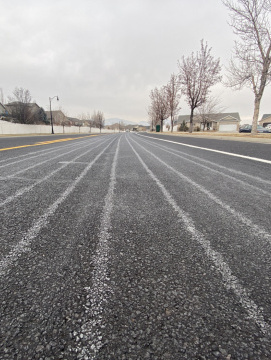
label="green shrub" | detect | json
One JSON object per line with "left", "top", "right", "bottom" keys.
{"left": 179, "top": 120, "right": 188, "bottom": 132}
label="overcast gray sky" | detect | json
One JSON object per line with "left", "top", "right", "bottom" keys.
{"left": 1, "top": 0, "right": 270, "bottom": 123}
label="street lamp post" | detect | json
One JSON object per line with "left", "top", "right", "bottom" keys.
{"left": 49, "top": 95, "right": 59, "bottom": 134}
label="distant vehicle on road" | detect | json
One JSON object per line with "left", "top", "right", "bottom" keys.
{"left": 239, "top": 124, "right": 271, "bottom": 133}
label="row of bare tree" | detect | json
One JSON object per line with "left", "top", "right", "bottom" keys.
{"left": 149, "top": 0, "right": 271, "bottom": 135}
{"left": 148, "top": 74, "right": 181, "bottom": 133}
{"left": 78, "top": 110, "right": 105, "bottom": 132}
{"left": 149, "top": 40, "right": 221, "bottom": 133}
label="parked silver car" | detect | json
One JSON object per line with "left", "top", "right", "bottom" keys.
{"left": 239, "top": 124, "right": 271, "bottom": 133}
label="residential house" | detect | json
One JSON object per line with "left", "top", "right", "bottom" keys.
{"left": 45, "top": 110, "right": 70, "bottom": 126}
{"left": 259, "top": 114, "right": 271, "bottom": 128}
{"left": 175, "top": 112, "right": 241, "bottom": 132}
{"left": 67, "top": 117, "right": 87, "bottom": 126}
{"left": 4, "top": 102, "right": 45, "bottom": 123}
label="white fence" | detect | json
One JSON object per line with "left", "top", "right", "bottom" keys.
{"left": 0, "top": 120, "right": 114, "bottom": 135}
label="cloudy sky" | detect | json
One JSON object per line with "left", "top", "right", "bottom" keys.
{"left": 1, "top": 0, "right": 270, "bottom": 124}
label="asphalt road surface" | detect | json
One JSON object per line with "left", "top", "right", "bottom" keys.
{"left": 0, "top": 133, "right": 271, "bottom": 359}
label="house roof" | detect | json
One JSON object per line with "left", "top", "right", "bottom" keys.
{"left": 261, "top": 114, "right": 271, "bottom": 120}
{"left": 217, "top": 113, "right": 241, "bottom": 122}
{"left": 4, "top": 102, "right": 41, "bottom": 116}
{"left": 45, "top": 110, "right": 69, "bottom": 125}
{"left": 5, "top": 102, "right": 39, "bottom": 108}
{"left": 176, "top": 115, "right": 193, "bottom": 123}
{"left": 67, "top": 117, "right": 81, "bottom": 123}
{"left": 176, "top": 112, "right": 241, "bottom": 124}
{"left": 45, "top": 110, "right": 65, "bottom": 116}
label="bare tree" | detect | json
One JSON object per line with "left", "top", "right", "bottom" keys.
{"left": 222, "top": 0, "right": 271, "bottom": 134}
{"left": 76, "top": 113, "right": 85, "bottom": 132}
{"left": 147, "top": 105, "right": 159, "bottom": 131}
{"left": 78, "top": 112, "right": 86, "bottom": 124}
{"left": 110, "top": 122, "right": 119, "bottom": 132}
{"left": 119, "top": 120, "right": 125, "bottom": 132}
{"left": 165, "top": 73, "right": 181, "bottom": 132}
{"left": 149, "top": 86, "right": 169, "bottom": 132}
{"left": 75, "top": 120, "right": 83, "bottom": 132}
{"left": 97, "top": 111, "right": 105, "bottom": 132}
{"left": 178, "top": 40, "right": 222, "bottom": 133}
{"left": 87, "top": 113, "right": 95, "bottom": 132}
{"left": 58, "top": 107, "right": 70, "bottom": 133}
{"left": 91, "top": 110, "right": 105, "bottom": 133}
{"left": 78, "top": 112, "right": 94, "bottom": 132}
{"left": 196, "top": 95, "right": 225, "bottom": 131}
{"left": 7, "top": 87, "right": 32, "bottom": 123}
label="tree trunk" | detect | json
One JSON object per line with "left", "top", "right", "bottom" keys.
{"left": 160, "top": 119, "right": 163, "bottom": 132}
{"left": 171, "top": 116, "right": 174, "bottom": 132}
{"left": 189, "top": 108, "right": 194, "bottom": 133}
{"left": 251, "top": 95, "right": 261, "bottom": 135}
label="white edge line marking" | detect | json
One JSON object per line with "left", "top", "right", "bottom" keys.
{"left": 138, "top": 134, "right": 271, "bottom": 165}
{"left": 127, "top": 136, "right": 271, "bottom": 336}
{"left": 0, "top": 137, "right": 116, "bottom": 277}
{"left": 78, "top": 138, "right": 120, "bottom": 359}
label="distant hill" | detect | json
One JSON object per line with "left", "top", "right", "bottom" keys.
{"left": 105, "top": 117, "right": 149, "bottom": 126}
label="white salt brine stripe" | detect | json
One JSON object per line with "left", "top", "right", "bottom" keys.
{"left": 0, "top": 137, "right": 117, "bottom": 277}
{"left": 78, "top": 138, "right": 120, "bottom": 359}
{"left": 131, "top": 136, "right": 271, "bottom": 244}
{"left": 0, "top": 137, "right": 94, "bottom": 168}
{"left": 138, "top": 133, "right": 271, "bottom": 165}
{"left": 0, "top": 141, "right": 75, "bottom": 165}
{"left": 0, "top": 137, "right": 106, "bottom": 179}
{"left": 137, "top": 135, "right": 271, "bottom": 193}
{"left": 127, "top": 136, "right": 271, "bottom": 336}
{"left": 0, "top": 137, "right": 109, "bottom": 207}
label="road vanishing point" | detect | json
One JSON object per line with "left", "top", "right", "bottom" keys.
{"left": 0, "top": 132, "right": 271, "bottom": 359}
